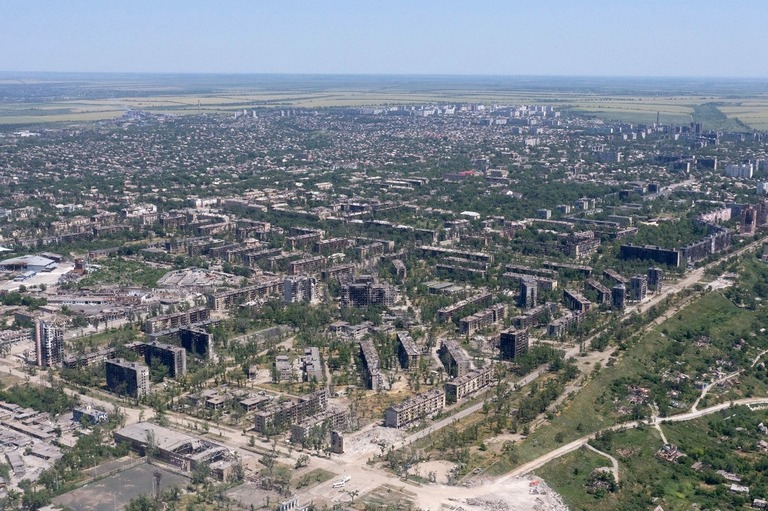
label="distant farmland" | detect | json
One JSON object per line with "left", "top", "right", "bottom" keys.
{"left": 0, "top": 73, "right": 767, "bottom": 129}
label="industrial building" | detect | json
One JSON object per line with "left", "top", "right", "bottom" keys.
{"left": 114, "top": 422, "right": 233, "bottom": 476}
{"left": 0, "top": 254, "right": 57, "bottom": 273}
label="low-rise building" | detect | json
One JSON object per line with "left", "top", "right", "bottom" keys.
{"left": 384, "top": 389, "right": 446, "bottom": 428}
{"left": 445, "top": 365, "right": 493, "bottom": 403}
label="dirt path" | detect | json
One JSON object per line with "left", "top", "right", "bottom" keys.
{"left": 503, "top": 397, "right": 768, "bottom": 480}
{"left": 583, "top": 443, "right": 620, "bottom": 483}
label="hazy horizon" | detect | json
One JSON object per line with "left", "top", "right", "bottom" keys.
{"left": 2, "top": 1, "right": 768, "bottom": 78}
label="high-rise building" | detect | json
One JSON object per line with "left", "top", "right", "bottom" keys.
{"left": 724, "top": 163, "right": 753, "bottom": 179}
{"left": 106, "top": 358, "right": 150, "bottom": 398}
{"left": 283, "top": 275, "right": 317, "bottom": 304}
{"left": 35, "top": 320, "right": 64, "bottom": 367}
{"left": 630, "top": 275, "right": 648, "bottom": 302}
{"left": 612, "top": 284, "right": 626, "bottom": 310}
{"left": 499, "top": 328, "right": 529, "bottom": 360}
{"left": 647, "top": 267, "right": 663, "bottom": 292}
{"left": 742, "top": 206, "right": 757, "bottom": 235}
{"left": 519, "top": 278, "right": 538, "bottom": 309}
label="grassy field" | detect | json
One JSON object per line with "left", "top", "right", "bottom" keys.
{"left": 540, "top": 406, "right": 768, "bottom": 511}
{"left": 536, "top": 445, "right": 626, "bottom": 511}
{"left": 293, "top": 468, "right": 336, "bottom": 490}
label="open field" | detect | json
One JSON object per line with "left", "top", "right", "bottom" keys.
{"left": 2, "top": 74, "right": 768, "bottom": 128}
{"left": 539, "top": 405, "right": 768, "bottom": 511}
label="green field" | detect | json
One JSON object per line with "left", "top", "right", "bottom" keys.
{"left": 540, "top": 406, "right": 768, "bottom": 511}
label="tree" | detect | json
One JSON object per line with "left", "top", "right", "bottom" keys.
{"left": 191, "top": 462, "right": 210, "bottom": 486}
{"left": 294, "top": 454, "right": 309, "bottom": 469}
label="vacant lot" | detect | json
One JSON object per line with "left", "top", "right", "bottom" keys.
{"left": 52, "top": 462, "right": 187, "bottom": 511}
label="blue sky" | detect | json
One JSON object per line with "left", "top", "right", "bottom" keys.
{"left": 1, "top": 0, "right": 766, "bottom": 77}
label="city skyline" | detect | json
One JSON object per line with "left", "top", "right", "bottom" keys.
{"left": 2, "top": 0, "right": 768, "bottom": 78}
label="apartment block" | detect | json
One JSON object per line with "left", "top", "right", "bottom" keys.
{"left": 396, "top": 331, "right": 420, "bottom": 369}
{"left": 34, "top": 319, "right": 64, "bottom": 367}
{"left": 438, "top": 339, "right": 472, "bottom": 377}
{"left": 144, "top": 307, "right": 210, "bottom": 334}
{"left": 458, "top": 303, "right": 507, "bottom": 335}
{"left": 128, "top": 341, "right": 187, "bottom": 378}
{"left": 254, "top": 390, "right": 328, "bottom": 434}
{"left": 503, "top": 272, "right": 558, "bottom": 291}
{"left": 288, "top": 256, "right": 325, "bottom": 275}
{"left": 206, "top": 278, "right": 282, "bottom": 310}
{"left": 384, "top": 389, "right": 446, "bottom": 428}
{"left": 630, "top": 274, "right": 648, "bottom": 301}
{"left": 445, "top": 365, "right": 493, "bottom": 403}
{"left": 283, "top": 275, "right": 317, "bottom": 304}
{"left": 359, "top": 339, "right": 385, "bottom": 391}
{"left": 290, "top": 406, "right": 349, "bottom": 446}
{"left": 585, "top": 278, "right": 611, "bottom": 304}
{"left": 437, "top": 291, "right": 493, "bottom": 322}
{"left": 499, "top": 328, "right": 529, "bottom": 360}
{"left": 106, "top": 358, "right": 150, "bottom": 399}
{"left": 547, "top": 312, "right": 582, "bottom": 338}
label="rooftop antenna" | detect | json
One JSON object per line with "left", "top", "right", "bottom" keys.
{"left": 656, "top": 111, "right": 660, "bottom": 127}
